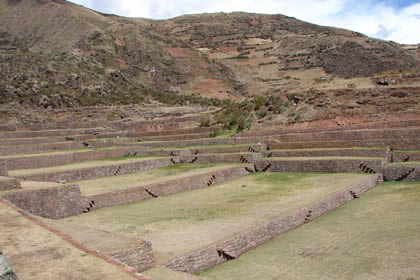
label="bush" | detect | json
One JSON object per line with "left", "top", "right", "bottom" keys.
{"left": 199, "top": 115, "right": 211, "bottom": 127}
{"left": 254, "top": 96, "right": 264, "bottom": 110}
{"left": 256, "top": 106, "right": 268, "bottom": 118}
{"left": 215, "top": 102, "right": 253, "bottom": 132}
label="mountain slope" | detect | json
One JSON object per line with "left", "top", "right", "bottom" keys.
{"left": 0, "top": 0, "right": 419, "bottom": 123}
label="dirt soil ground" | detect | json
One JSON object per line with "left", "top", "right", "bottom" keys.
{"left": 0, "top": 200, "right": 138, "bottom": 280}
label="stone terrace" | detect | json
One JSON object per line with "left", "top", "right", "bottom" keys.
{"left": 0, "top": 117, "right": 419, "bottom": 279}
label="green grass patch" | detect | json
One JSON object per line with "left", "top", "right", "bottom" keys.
{"left": 265, "top": 156, "right": 383, "bottom": 161}
{"left": 95, "top": 154, "right": 164, "bottom": 161}
{"left": 271, "top": 147, "right": 384, "bottom": 152}
{"left": 394, "top": 150, "right": 420, "bottom": 153}
{"left": 199, "top": 181, "right": 420, "bottom": 280}
{"left": 388, "top": 161, "right": 420, "bottom": 166}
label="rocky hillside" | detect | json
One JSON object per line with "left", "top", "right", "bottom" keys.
{"left": 0, "top": 0, "right": 419, "bottom": 124}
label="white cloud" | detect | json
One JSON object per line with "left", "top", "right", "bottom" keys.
{"left": 69, "top": 0, "right": 420, "bottom": 44}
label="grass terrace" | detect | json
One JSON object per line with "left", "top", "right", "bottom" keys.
{"left": 77, "top": 163, "right": 241, "bottom": 196}
{"left": 56, "top": 172, "right": 371, "bottom": 264}
{"left": 199, "top": 181, "right": 420, "bottom": 280}
{"left": 265, "top": 156, "right": 384, "bottom": 160}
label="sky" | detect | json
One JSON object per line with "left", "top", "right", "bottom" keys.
{"left": 69, "top": 0, "right": 420, "bottom": 44}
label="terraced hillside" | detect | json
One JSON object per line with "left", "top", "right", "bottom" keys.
{"left": 0, "top": 116, "right": 419, "bottom": 279}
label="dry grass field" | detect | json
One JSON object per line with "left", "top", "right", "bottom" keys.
{"left": 199, "top": 181, "right": 420, "bottom": 280}
{"left": 0, "top": 201, "right": 137, "bottom": 280}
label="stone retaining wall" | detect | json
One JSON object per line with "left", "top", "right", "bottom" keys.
{"left": 4, "top": 146, "right": 145, "bottom": 170}
{"left": 264, "top": 148, "right": 386, "bottom": 158}
{"left": 137, "top": 138, "right": 236, "bottom": 148}
{"left": 266, "top": 127, "right": 420, "bottom": 143}
{"left": 0, "top": 252, "right": 19, "bottom": 280}
{"left": 0, "top": 177, "right": 21, "bottom": 192}
{"left": 255, "top": 159, "right": 384, "bottom": 174}
{"left": 16, "top": 158, "right": 177, "bottom": 182}
{"left": 0, "top": 138, "right": 137, "bottom": 156}
{"left": 180, "top": 153, "right": 263, "bottom": 164}
{"left": 0, "top": 161, "right": 7, "bottom": 176}
{"left": 121, "top": 120, "right": 195, "bottom": 132}
{"left": 237, "top": 119, "right": 420, "bottom": 137}
{"left": 166, "top": 175, "right": 379, "bottom": 273}
{"left": 137, "top": 133, "right": 213, "bottom": 142}
{"left": 267, "top": 139, "right": 420, "bottom": 150}
{"left": 0, "top": 128, "right": 109, "bottom": 139}
{"left": 0, "top": 142, "right": 85, "bottom": 156}
{"left": 383, "top": 165, "right": 420, "bottom": 181}
{"left": 127, "top": 127, "right": 214, "bottom": 137}
{"left": 108, "top": 241, "right": 154, "bottom": 273}
{"left": 1, "top": 184, "right": 88, "bottom": 219}
{"left": 16, "top": 121, "right": 107, "bottom": 131}
{"left": 392, "top": 152, "right": 420, "bottom": 162}
{"left": 88, "top": 165, "right": 251, "bottom": 209}
{"left": 0, "top": 123, "right": 17, "bottom": 131}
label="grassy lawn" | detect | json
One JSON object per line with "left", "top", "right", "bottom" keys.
{"left": 57, "top": 172, "right": 369, "bottom": 264}
{"left": 271, "top": 147, "right": 384, "bottom": 151}
{"left": 77, "top": 163, "right": 239, "bottom": 196}
{"left": 199, "top": 181, "right": 420, "bottom": 280}
{"left": 266, "top": 156, "right": 383, "bottom": 160}
{"left": 394, "top": 150, "right": 420, "bottom": 153}
{"left": 388, "top": 161, "right": 420, "bottom": 166}
{"left": 147, "top": 143, "right": 255, "bottom": 151}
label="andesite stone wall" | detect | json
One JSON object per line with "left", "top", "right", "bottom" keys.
{"left": 88, "top": 165, "right": 251, "bottom": 209}
{"left": 265, "top": 127, "right": 420, "bottom": 143}
{"left": 0, "top": 161, "right": 7, "bottom": 176}
{"left": 166, "top": 175, "right": 380, "bottom": 273}
{"left": 0, "top": 177, "right": 21, "bottom": 192}
{"left": 264, "top": 148, "right": 386, "bottom": 158}
{"left": 1, "top": 184, "right": 88, "bottom": 219}
{"left": 127, "top": 127, "right": 213, "bottom": 137}
{"left": 0, "top": 123, "right": 17, "bottom": 132}
{"left": 16, "top": 121, "right": 108, "bottom": 131}
{"left": 392, "top": 152, "right": 420, "bottom": 162}
{"left": 132, "top": 144, "right": 265, "bottom": 158}
{"left": 234, "top": 127, "right": 420, "bottom": 145}
{"left": 121, "top": 120, "right": 194, "bottom": 132}
{"left": 236, "top": 119, "right": 420, "bottom": 137}
{"left": 16, "top": 157, "right": 178, "bottom": 182}
{"left": 383, "top": 165, "right": 420, "bottom": 181}
{"left": 0, "top": 252, "right": 19, "bottom": 280}
{"left": 0, "top": 138, "right": 138, "bottom": 157}
{"left": 0, "top": 142, "right": 85, "bottom": 156}
{"left": 4, "top": 146, "right": 146, "bottom": 170}
{"left": 255, "top": 159, "right": 385, "bottom": 174}
{"left": 180, "top": 153, "right": 263, "bottom": 164}
{"left": 108, "top": 241, "right": 155, "bottom": 273}
{"left": 137, "top": 133, "right": 213, "bottom": 142}
{"left": 267, "top": 139, "right": 420, "bottom": 150}
{"left": 0, "top": 128, "right": 109, "bottom": 139}
{"left": 137, "top": 138, "right": 236, "bottom": 148}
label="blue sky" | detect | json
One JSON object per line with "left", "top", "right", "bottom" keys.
{"left": 69, "top": 0, "right": 420, "bottom": 44}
